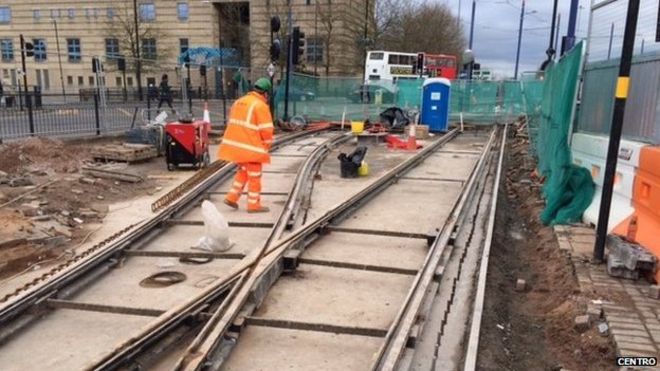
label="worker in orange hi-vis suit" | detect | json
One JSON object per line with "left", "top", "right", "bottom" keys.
{"left": 217, "top": 78, "right": 274, "bottom": 213}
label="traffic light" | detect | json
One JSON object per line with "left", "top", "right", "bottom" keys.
{"left": 270, "top": 16, "right": 281, "bottom": 33}
{"left": 200, "top": 64, "right": 207, "bottom": 76}
{"left": 117, "top": 56, "right": 126, "bottom": 72}
{"left": 270, "top": 39, "right": 281, "bottom": 61}
{"left": 25, "top": 42, "right": 34, "bottom": 57}
{"left": 416, "top": 53, "right": 424, "bottom": 72}
{"left": 92, "top": 57, "right": 102, "bottom": 73}
{"left": 292, "top": 27, "right": 305, "bottom": 65}
{"left": 473, "top": 63, "right": 481, "bottom": 71}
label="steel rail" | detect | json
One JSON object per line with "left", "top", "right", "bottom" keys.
{"left": 370, "top": 127, "right": 499, "bottom": 371}
{"left": 169, "top": 128, "right": 461, "bottom": 371}
{"left": 463, "top": 124, "right": 507, "bottom": 370}
{"left": 171, "top": 132, "right": 353, "bottom": 370}
{"left": 0, "top": 128, "right": 331, "bottom": 333}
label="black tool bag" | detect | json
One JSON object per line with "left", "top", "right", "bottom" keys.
{"left": 379, "top": 107, "right": 411, "bottom": 131}
{"left": 338, "top": 146, "right": 368, "bottom": 178}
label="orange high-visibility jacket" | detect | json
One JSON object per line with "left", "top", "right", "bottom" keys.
{"left": 217, "top": 92, "right": 274, "bottom": 164}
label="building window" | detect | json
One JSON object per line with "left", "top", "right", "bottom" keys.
{"left": 77, "top": 76, "right": 83, "bottom": 85}
{"left": 107, "top": 8, "right": 115, "bottom": 19}
{"left": 67, "top": 76, "right": 73, "bottom": 85}
{"left": 67, "top": 38, "right": 81, "bottom": 62}
{"left": 85, "top": 9, "right": 90, "bottom": 19}
{"left": 115, "top": 76, "right": 122, "bottom": 86}
{"left": 33, "top": 9, "right": 41, "bottom": 21}
{"left": 68, "top": 9, "right": 75, "bottom": 19}
{"left": 306, "top": 0, "right": 311, "bottom": 5}
{"left": 179, "top": 38, "right": 189, "bottom": 55}
{"left": 1, "top": 39, "right": 13, "bottom": 62}
{"left": 177, "top": 3, "right": 189, "bottom": 21}
{"left": 89, "top": 76, "right": 95, "bottom": 86}
{"left": 105, "top": 38, "right": 120, "bottom": 60}
{"left": 142, "top": 38, "right": 156, "bottom": 59}
{"left": 33, "top": 39, "right": 47, "bottom": 62}
{"left": 127, "top": 76, "right": 133, "bottom": 86}
{"left": 139, "top": 3, "right": 156, "bottom": 22}
{"left": 0, "top": 7, "right": 12, "bottom": 23}
{"left": 307, "top": 38, "right": 323, "bottom": 63}
{"left": 50, "top": 9, "right": 61, "bottom": 19}
{"left": 93, "top": 8, "right": 98, "bottom": 18}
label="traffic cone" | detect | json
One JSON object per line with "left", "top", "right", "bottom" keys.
{"left": 406, "top": 124, "right": 418, "bottom": 150}
{"left": 203, "top": 101, "right": 211, "bottom": 124}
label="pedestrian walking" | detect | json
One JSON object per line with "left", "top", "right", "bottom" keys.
{"left": 217, "top": 78, "right": 274, "bottom": 213}
{"left": 157, "top": 74, "right": 175, "bottom": 113}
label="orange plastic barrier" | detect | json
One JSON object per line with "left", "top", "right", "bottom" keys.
{"left": 614, "top": 146, "right": 660, "bottom": 282}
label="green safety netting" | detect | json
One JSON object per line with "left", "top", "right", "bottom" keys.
{"left": 532, "top": 42, "right": 595, "bottom": 225}
{"left": 273, "top": 73, "right": 541, "bottom": 125}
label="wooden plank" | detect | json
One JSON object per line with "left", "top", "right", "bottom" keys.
{"left": 82, "top": 167, "right": 143, "bottom": 183}
{"left": 245, "top": 316, "right": 388, "bottom": 338}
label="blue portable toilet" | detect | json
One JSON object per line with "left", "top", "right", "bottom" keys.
{"left": 420, "top": 78, "right": 451, "bottom": 132}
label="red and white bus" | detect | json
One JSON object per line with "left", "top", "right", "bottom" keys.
{"left": 365, "top": 50, "right": 458, "bottom": 82}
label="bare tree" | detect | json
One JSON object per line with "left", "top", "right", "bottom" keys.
{"left": 104, "top": 0, "right": 171, "bottom": 74}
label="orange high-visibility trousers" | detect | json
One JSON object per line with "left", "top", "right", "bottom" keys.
{"left": 225, "top": 162, "right": 263, "bottom": 210}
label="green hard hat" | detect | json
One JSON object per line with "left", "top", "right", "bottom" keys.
{"left": 253, "top": 77, "right": 272, "bottom": 93}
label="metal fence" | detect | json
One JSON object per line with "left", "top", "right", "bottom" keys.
{"left": 0, "top": 89, "right": 232, "bottom": 140}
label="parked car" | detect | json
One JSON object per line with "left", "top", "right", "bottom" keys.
{"left": 348, "top": 83, "right": 396, "bottom": 104}
{"left": 288, "top": 87, "right": 316, "bottom": 102}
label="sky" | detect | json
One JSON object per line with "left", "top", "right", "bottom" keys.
{"left": 446, "top": 0, "right": 592, "bottom": 78}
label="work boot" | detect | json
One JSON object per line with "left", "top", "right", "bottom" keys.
{"left": 223, "top": 199, "right": 239, "bottom": 210}
{"left": 247, "top": 206, "right": 270, "bottom": 214}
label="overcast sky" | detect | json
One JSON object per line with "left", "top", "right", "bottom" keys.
{"left": 446, "top": 0, "right": 592, "bottom": 78}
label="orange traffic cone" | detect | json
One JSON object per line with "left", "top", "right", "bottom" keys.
{"left": 406, "top": 124, "right": 418, "bottom": 150}
{"left": 203, "top": 101, "right": 211, "bottom": 124}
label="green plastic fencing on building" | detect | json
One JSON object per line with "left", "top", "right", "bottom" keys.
{"left": 530, "top": 41, "right": 595, "bottom": 225}
{"left": 273, "top": 74, "right": 540, "bottom": 125}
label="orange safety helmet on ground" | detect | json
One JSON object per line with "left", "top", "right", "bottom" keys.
{"left": 217, "top": 86, "right": 274, "bottom": 164}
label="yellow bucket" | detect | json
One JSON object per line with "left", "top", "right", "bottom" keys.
{"left": 351, "top": 121, "right": 364, "bottom": 134}
{"left": 358, "top": 161, "right": 369, "bottom": 176}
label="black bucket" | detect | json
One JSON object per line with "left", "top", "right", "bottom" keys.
{"left": 338, "top": 146, "right": 367, "bottom": 178}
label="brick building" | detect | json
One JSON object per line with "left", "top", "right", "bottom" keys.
{"left": 0, "top": 0, "right": 371, "bottom": 97}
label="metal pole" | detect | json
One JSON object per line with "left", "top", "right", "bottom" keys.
{"left": 548, "top": 0, "right": 559, "bottom": 58}
{"left": 314, "top": 0, "right": 318, "bottom": 76}
{"left": 607, "top": 23, "right": 615, "bottom": 60}
{"left": 53, "top": 20, "right": 66, "bottom": 102}
{"left": 468, "top": 0, "right": 476, "bottom": 80}
{"left": 555, "top": 13, "right": 561, "bottom": 55}
{"left": 187, "top": 63, "right": 192, "bottom": 115}
{"left": 565, "top": 0, "right": 579, "bottom": 51}
{"left": 20, "top": 34, "right": 35, "bottom": 135}
{"left": 133, "top": 0, "right": 143, "bottom": 101}
{"left": 468, "top": 0, "right": 476, "bottom": 49}
{"left": 220, "top": 50, "right": 227, "bottom": 124}
{"left": 362, "top": 0, "right": 369, "bottom": 82}
{"left": 640, "top": 39, "right": 645, "bottom": 54}
{"left": 514, "top": 0, "right": 525, "bottom": 80}
{"left": 457, "top": 0, "right": 462, "bottom": 28}
{"left": 283, "top": 1, "right": 292, "bottom": 121}
{"left": 593, "top": 0, "right": 640, "bottom": 262}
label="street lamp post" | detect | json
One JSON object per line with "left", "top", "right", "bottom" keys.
{"left": 514, "top": 0, "right": 526, "bottom": 80}
{"left": 52, "top": 19, "right": 66, "bottom": 101}
{"left": 468, "top": 0, "right": 476, "bottom": 80}
{"left": 133, "top": 0, "right": 143, "bottom": 101}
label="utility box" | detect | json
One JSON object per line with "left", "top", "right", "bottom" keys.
{"left": 420, "top": 78, "right": 451, "bottom": 132}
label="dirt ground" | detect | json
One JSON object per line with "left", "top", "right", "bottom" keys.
{"left": 0, "top": 137, "right": 179, "bottom": 282}
{"left": 477, "top": 128, "right": 616, "bottom": 371}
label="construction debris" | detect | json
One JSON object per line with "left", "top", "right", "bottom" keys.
{"left": 91, "top": 143, "right": 158, "bottom": 163}
{"left": 82, "top": 167, "right": 143, "bottom": 183}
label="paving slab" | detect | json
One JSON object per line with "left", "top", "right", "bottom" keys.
{"left": 304, "top": 231, "right": 429, "bottom": 271}
{"left": 210, "top": 172, "right": 297, "bottom": 194}
{"left": 339, "top": 179, "right": 463, "bottom": 235}
{"left": 0, "top": 309, "right": 151, "bottom": 371}
{"left": 406, "top": 151, "right": 479, "bottom": 181}
{"left": 254, "top": 264, "right": 414, "bottom": 329}
{"left": 71, "top": 256, "right": 237, "bottom": 311}
{"left": 222, "top": 326, "right": 382, "bottom": 371}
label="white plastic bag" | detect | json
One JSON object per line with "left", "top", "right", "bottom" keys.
{"left": 193, "top": 200, "right": 234, "bottom": 252}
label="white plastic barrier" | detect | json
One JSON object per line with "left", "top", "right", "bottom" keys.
{"left": 570, "top": 132, "right": 647, "bottom": 231}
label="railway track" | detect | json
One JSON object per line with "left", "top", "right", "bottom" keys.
{"left": 0, "top": 124, "right": 507, "bottom": 371}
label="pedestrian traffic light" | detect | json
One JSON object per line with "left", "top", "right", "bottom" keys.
{"left": 117, "top": 56, "right": 126, "bottom": 72}
{"left": 25, "top": 42, "right": 34, "bottom": 57}
{"left": 473, "top": 63, "right": 481, "bottom": 71}
{"left": 200, "top": 64, "right": 207, "bottom": 76}
{"left": 270, "top": 39, "right": 281, "bottom": 61}
{"left": 292, "top": 27, "right": 305, "bottom": 66}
